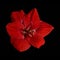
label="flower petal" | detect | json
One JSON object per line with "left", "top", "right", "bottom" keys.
{"left": 6, "top": 22, "right": 24, "bottom": 39}
{"left": 31, "top": 8, "right": 41, "bottom": 29}
{"left": 28, "top": 35, "right": 45, "bottom": 48}
{"left": 11, "top": 10, "right": 25, "bottom": 22}
{"left": 23, "top": 9, "right": 35, "bottom": 27}
{"left": 10, "top": 37, "right": 31, "bottom": 52}
{"left": 37, "top": 21, "right": 54, "bottom": 37}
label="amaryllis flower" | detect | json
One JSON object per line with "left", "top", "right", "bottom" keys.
{"left": 6, "top": 8, "right": 54, "bottom": 52}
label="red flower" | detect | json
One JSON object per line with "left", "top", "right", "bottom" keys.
{"left": 6, "top": 8, "right": 54, "bottom": 52}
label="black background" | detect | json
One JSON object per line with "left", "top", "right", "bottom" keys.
{"left": 0, "top": 0, "right": 60, "bottom": 56}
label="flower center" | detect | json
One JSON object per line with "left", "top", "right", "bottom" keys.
{"left": 22, "top": 25, "right": 36, "bottom": 38}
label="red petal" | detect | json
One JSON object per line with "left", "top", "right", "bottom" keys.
{"left": 31, "top": 8, "right": 41, "bottom": 29}
{"left": 23, "top": 9, "right": 33, "bottom": 27}
{"left": 37, "top": 21, "right": 54, "bottom": 37}
{"left": 10, "top": 37, "right": 31, "bottom": 52}
{"left": 11, "top": 10, "right": 25, "bottom": 22}
{"left": 6, "top": 22, "right": 24, "bottom": 39}
{"left": 28, "top": 35, "right": 45, "bottom": 48}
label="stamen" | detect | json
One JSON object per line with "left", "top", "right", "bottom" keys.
{"left": 23, "top": 31, "right": 26, "bottom": 34}
{"left": 29, "top": 29, "right": 36, "bottom": 35}
{"left": 22, "top": 25, "right": 36, "bottom": 38}
{"left": 26, "top": 25, "right": 31, "bottom": 31}
{"left": 28, "top": 34, "right": 32, "bottom": 37}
